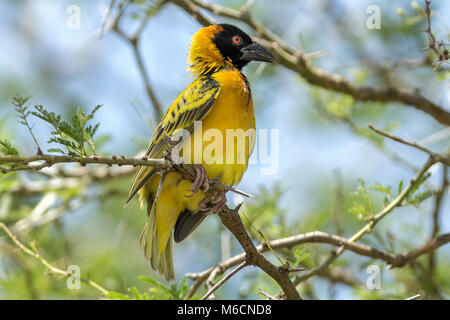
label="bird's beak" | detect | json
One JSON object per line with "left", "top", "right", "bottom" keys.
{"left": 240, "top": 42, "right": 274, "bottom": 63}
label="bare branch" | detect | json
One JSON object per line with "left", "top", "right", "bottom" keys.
{"left": 201, "top": 261, "right": 248, "bottom": 300}
{"left": 292, "top": 156, "right": 437, "bottom": 286}
{"left": 368, "top": 124, "right": 450, "bottom": 166}
{"left": 406, "top": 293, "right": 422, "bottom": 300}
{"left": 259, "top": 288, "right": 276, "bottom": 300}
{"left": 111, "top": 0, "right": 166, "bottom": 119}
{"left": 185, "top": 230, "right": 450, "bottom": 298}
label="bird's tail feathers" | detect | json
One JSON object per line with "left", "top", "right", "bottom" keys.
{"left": 140, "top": 196, "right": 175, "bottom": 281}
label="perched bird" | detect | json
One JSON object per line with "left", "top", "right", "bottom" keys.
{"left": 127, "top": 24, "right": 274, "bottom": 281}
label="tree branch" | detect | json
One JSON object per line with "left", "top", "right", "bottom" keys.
{"left": 184, "top": 230, "right": 450, "bottom": 298}
{"left": 218, "top": 205, "right": 302, "bottom": 300}
{"left": 428, "top": 165, "right": 448, "bottom": 277}
{"left": 291, "top": 156, "right": 437, "bottom": 287}
{"left": 111, "top": 0, "right": 166, "bottom": 119}
{"left": 169, "top": 0, "right": 450, "bottom": 126}
{"left": 201, "top": 261, "right": 248, "bottom": 300}
{"left": 0, "top": 154, "right": 166, "bottom": 173}
{"left": 368, "top": 124, "right": 450, "bottom": 166}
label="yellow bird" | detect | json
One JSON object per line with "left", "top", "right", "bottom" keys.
{"left": 127, "top": 24, "right": 274, "bottom": 281}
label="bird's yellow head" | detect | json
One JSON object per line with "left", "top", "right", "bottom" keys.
{"left": 188, "top": 24, "right": 274, "bottom": 76}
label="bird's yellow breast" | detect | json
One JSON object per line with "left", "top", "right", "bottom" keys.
{"left": 196, "top": 69, "right": 255, "bottom": 186}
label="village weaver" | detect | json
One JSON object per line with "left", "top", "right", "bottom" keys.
{"left": 127, "top": 24, "right": 274, "bottom": 281}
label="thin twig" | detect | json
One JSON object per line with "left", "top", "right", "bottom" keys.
{"left": 428, "top": 165, "right": 448, "bottom": 277}
{"left": 406, "top": 293, "right": 421, "bottom": 300}
{"left": 184, "top": 230, "right": 450, "bottom": 298}
{"left": 423, "top": 0, "right": 449, "bottom": 69}
{"left": 0, "top": 222, "right": 109, "bottom": 296}
{"left": 292, "top": 156, "right": 437, "bottom": 287}
{"left": 201, "top": 261, "right": 248, "bottom": 300}
{"left": 111, "top": 0, "right": 166, "bottom": 119}
{"left": 368, "top": 124, "right": 450, "bottom": 165}
{"left": 259, "top": 288, "right": 276, "bottom": 300}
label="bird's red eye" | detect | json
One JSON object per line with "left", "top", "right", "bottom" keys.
{"left": 232, "top": 35, "right": 242, "bottom": 44}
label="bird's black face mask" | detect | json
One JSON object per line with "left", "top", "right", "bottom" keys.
{"left": 213, "top": 24, "right": 274, "bottom": 70}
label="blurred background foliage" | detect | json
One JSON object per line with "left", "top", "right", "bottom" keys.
{"left": 0, "top": 0, "right": 449, "bottom": 299}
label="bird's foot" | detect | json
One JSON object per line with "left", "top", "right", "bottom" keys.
{"left": 185, "top": 164, "right": 210, "bottom": 198}
{"left": 199, "top": 189, "right": 227, "bottom": 214}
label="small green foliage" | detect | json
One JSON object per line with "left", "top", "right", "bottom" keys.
{"left": 348, "top": 178, "right": 373, "bottom": 220}
{"left": 370, "top": 183, "right": 392, "bottom": 206}
{"left": 292, "top": 248, "right": 311, "bottom": 268}
{"left": 406, "top": 173, "right": 430, "bottom": 200}
{"left": 349, "top": 173, "right": 436, "bottom": 220}
{"left": 437, "top": 71, "right": 450, "bottom": 81}
{"left": 405, "top": 173, "right": 437, "bottom": 206}
{"left": 107, "top": 276, "right": 190, "bottom": 300}
{"left": 32, "top": 104, "right": 102, "bottom": 156}
{"left": 397, "top": 180, "right": 404, "bottom": 196}
{"left": 407, "top": 190, "right": 437, "bottom": 206}
{"left": 11, "top": 94, "right": 32, "bottom": 125}
{"left": 12, "top": 94, "right": 43, "bottom": 154}
{"left": 243, "top": 183, "right": 287, "bottom": 239}
{"left": 0, "top": 139, "right": 19, "bottom": 156}
{"left": 348, "top": 201, "right": 367, "bottom": 220}
{"left": 396, "top": 2, "right": 426, "bottom": 27}
{"left": 352, "top": 68, "right": 370, "bottom": 85}
{"left": 310, "top": 88, "right": 354, "bottom": 119}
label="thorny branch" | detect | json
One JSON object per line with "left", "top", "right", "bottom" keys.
{"left": 182, "top": 121, "right": 449, "bottom": 299}
{"left": 184, "top": 230, "right": 450, "bottom": 299}
{"left": 0, "top": 153, "right": 250, "bottom": 199}
{"left": 1, "top": 152, "right": 301, "bottom": 298}
{"left": 2, "top": 135, "right": 448, "bottom": 300}
{"left": 285, "top": 126, "right": 448, "bottom": 291}
{"left": 169, "top": 0, "right": 450, "bottom": 126}
{"left": 423, "top": 0, "right": 449, "bottom": 70}
{"left": 218, "top": 205, "right": 302, "bottom": 300}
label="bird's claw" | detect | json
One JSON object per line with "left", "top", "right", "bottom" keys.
{"left": 185, "top": 165, "right": 209, "bottom": 198}
{"left": 198, "top": 189, "right": 227, "bottom": 214}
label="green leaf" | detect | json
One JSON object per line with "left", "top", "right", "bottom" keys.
{"left": 397, "top": 180, "right": 404, "bottom": 196}
{"left": 292, "top": 248, "right": 311, "bottom": 267}
{"left": 0, "top": 138, "right": 19, "bottom": 155}
{"left": 406, "top": 173, "right": 431, "bottom": 203}
{"left": 106, "top": 292, "right": 132, "bottom": 300}
{"left": 138, "top": 276, "right": 171, "bottom": 292}
{"left": 407, "top": 190, "right": 438, "bottom": 206}
{"left": 32, "top": 104, "right": 102, "bottom": 156}
{"left": 47, "top": 148, "right": 66, "bottom": 154}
